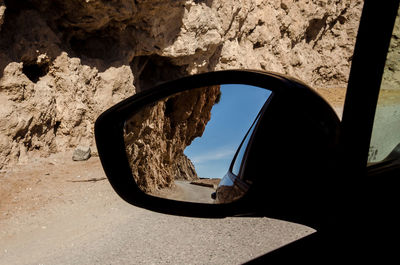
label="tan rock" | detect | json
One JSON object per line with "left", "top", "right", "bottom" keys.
{"left": 124, "top": 86, "right": 220, "bottom": 193}
{"left": 0, "top": 0, "right": 363, "bottom": 170}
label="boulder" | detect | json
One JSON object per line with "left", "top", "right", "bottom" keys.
{"left": 72, "top": 146, "right": 91, "bottom": 161}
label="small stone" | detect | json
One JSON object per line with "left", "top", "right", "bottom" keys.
{"left": 72, "top": 146, "right": 91, "bottom": 161}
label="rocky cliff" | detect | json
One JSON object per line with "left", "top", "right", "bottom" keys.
{"left": 124, "top": 86, "right": 220, "bottom": 193}
{"left": 0, "top": 0, "right": 363, "bottom": 170}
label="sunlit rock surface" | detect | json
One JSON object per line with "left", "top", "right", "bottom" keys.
{"left": 0, "top": 0, "right": 363, "bottom": 169}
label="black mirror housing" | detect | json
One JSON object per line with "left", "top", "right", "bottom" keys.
{"left": 95, "top": 70, "right": 340, "bottom": 227}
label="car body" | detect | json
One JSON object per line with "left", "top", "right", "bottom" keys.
{"left": 213, "top": 102, "right": 264, "bottom": 204}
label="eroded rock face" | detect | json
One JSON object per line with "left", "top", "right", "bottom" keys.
{"left": 0, "top": 52, "right": 134, "bottom": 167}
{"left": 124, "top": 86, "right": 220, "bottom": 192}
{"left": 0, "top": 0, "right": 363, "bottom": 169}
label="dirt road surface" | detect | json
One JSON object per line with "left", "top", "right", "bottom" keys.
{"left": 0, "top": 153, "right": 314, "bottom": 265}
{"left": 170, "top": 180, "right": 215, "bottom": 203}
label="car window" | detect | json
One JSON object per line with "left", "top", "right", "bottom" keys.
{"left": 368, "top": 8, "right": 400, "bottom": 164}
{"left": 231, "top": 114, "right": 260, "bottom": 177}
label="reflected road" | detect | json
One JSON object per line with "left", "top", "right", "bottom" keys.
{"left": 174, "top": 180, "right": 215, "bottom": 203}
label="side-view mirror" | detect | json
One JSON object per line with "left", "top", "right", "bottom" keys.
{"left": 95, "top": 70, "right": 340, "bottom": 228}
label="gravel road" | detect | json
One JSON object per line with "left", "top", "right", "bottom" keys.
{"left": 0, "top": 155, "right": 314, "bottom": 265}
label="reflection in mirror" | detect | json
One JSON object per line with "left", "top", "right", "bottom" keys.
{"left": 123, "top": 84, "right": 272, "bottom": 204}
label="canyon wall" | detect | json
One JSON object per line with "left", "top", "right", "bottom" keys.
{"left": 124, "top": 86, "right": 220, "bottom": 192}
{"left": 0, "top": 0, "right": 363, "bottom": 169}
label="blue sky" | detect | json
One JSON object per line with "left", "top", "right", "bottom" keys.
{"left": 184, "top": 84, "right": 272, "bottom": 179}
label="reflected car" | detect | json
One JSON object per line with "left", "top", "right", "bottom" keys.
{"left": 212, "top": 106, "right": 266, "bottom": 204}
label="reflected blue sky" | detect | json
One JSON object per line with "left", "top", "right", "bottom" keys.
{"left": 184, "top": 84, "right": 272, "bottom": 179}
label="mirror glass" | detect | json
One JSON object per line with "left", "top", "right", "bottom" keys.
{"left": 123, "top": 84, "right": 272, "bottom": 204}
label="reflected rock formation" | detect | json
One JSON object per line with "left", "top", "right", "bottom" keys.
{"left": 124, "top": 86, "right": 221, "bottom": 193}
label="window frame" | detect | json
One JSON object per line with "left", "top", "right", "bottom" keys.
{"left": 340, "top": 0, "right": 400, "bottom": 175}
{"left": 229, "top": 100, "right": 269, "bottom": 179}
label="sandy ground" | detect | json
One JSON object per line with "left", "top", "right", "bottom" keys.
{"left": 0, "top": 152, "right": 108, "bottom": 239}
{"left": 316, "top": 87, "right": 346, "bottom": 118}
{"left": 1, "top": 152, "right": 101, "bottom": 221}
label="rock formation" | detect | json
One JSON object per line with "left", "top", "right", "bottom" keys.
{"left": 0, "top": 0, "right": 363, "bottom": 170}
{"left": 382, "top": 8, "right": 400, "bottom": 91}
{"left": 124, "top": 86, "right": 220, "bottom": 193}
